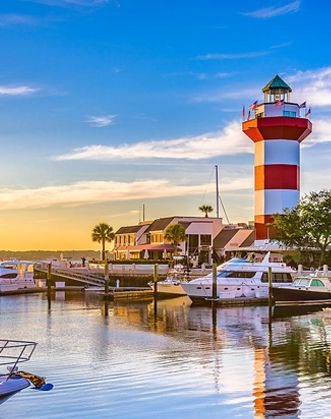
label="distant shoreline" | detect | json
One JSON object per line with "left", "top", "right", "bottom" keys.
{"left": 0, "top": 250, "right": 100, "bottom": 260}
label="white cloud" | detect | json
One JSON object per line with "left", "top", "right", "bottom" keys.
{"left": 304, "top": 119, "right": 331, "bottom": 146}
{"left": 55, "top": 120, "right": 253, "bottom": 161}
{"left": 0, "top": 14, "right": 37, "bottom": 26}
{"left": 288, "top": 67, "right": 331, "bottom": 107}
{"left": 243, "top": 1, "right": 300, "bottom": 18}
{"left": 27, "top": 0, "right": 110, "bottom": 6}
{"left": 165, "top": 71, "right": 208, "bottom": 80}
{"left": 196, "top": 51, "right": 270, "bottom": 60}
{"left": 86, "top": 114, "right": 117, "bottom": 127}
{"left": 192, "top": 87, "right": 258, "bottom": 103}
{"left": 0, "top": 85, "right": 39, "bottom": 96}
{"left": 215, "top": 72, "right": 232, "bottom": 79}
{"left": 0, "top": 178, "right": 253, "bottom": 210}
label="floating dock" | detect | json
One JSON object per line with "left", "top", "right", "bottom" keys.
{"left": 0, "top": 286, "right": 84, "bottom": 296}
{"left": 85, "top": 287, "right": 154, "bottom": 301}
{"left": 275, "top": 299, "right": 331, "bottom": 307}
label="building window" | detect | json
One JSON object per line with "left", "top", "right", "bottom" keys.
{"left": 283, "top": 111, "right": 296, "bottom": 117}
{"left": 200, "top": 234, "right": 212, "bottom": 246}
{"left": 188, "top": 234, "right": 199, "bottom": 254}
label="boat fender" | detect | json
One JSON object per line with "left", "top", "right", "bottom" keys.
{"left": 16, "top": 371, "right": 46, "bottom": 389}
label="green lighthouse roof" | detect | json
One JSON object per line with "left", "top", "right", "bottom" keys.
{"left": 262, "top": 74, "right": 292, "bottom": 93}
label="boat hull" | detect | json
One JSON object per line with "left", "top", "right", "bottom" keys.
{"left": 0, "top": 376, "right": 30, "bottom": 404}
{"left": 151, "top": 282, "right": 187, "bottom": 296}
{"left": 273, "top": 287, "right": 331, "bottom": 302}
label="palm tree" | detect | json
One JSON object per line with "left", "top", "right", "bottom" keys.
{"left": 92, "top": 223, "right": 115, "bottom": 261}
{"left": 199, "top": 205, "right": 213, "bottom": 218}
{"left": 164, "top": 224, "right": 186, "bottom": 258}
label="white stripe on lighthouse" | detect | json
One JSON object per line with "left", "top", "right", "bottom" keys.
{"left": 255, "top": 189, "right": 300, "bottom": 216}
{"left": 254, "top": 140, "right": 300, "bottom": 166}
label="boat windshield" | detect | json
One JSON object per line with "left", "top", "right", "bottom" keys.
{"left": 227, "top": 258, "right": 250, "bottom": 264}
{"left": 217, "top": 271, "right": 256, "bottom": 278}
{"left": 293, "top": 278, "right": 310, "bottom": 287}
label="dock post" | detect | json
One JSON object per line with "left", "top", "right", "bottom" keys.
{"left": 47, "top": 263, "right": 52, "bottom": 292}
{"left": 153, "top": 264, "right": 158, "bottom": 297}
{"left": 212, "top": 263, "right": 217, "bottom": 300}
{"left": 104, "top": 262, "right": 109, "bottom": 295}
{"left": 268, "top": 266, "right": 273, "bottom": 307}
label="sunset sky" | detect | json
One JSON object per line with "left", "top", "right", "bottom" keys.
{"left": 0, "top": 0, "right": 330, "bottom": 250}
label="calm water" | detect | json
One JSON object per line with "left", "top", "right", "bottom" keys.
{"left": 0, "top": 292, "right": 330, "bottom": 418}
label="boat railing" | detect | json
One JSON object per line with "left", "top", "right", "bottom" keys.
{"left": 0, "top": 340, "right": 37, "bottom": 372}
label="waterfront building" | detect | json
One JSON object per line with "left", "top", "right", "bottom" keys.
{"left": 242, "top": 75, "right": 312, "bottom": 245}
{"left": 113, "top": 216, "right": 223, "bottom": 261}
{"left": 113, "top": 216, "right": 254, "bottom": 262}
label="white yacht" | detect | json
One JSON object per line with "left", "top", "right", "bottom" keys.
{"left": 181, "top": 253, "right": 295, "bottom": 301}
{"left": 150, "top": 264, "right": 187, "bottom": 297}
{"left": 0, "top": 261, "right": 36, "bottom": 292}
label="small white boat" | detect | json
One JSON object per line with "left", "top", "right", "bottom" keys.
{"left": 273, "top": 277, "right": 331, "bottom": 303}
{"left": 181, "top": 253, "right": 295, "bottom": 302}
{"left": 150, "top": 264, "right": 187, "bottom": 297}
{"left": 0, "top": 261, "right": 37, "bottom": 292}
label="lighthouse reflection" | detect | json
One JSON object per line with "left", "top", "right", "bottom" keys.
{"left": 111, "top": 298, "right": 331, "bottom": 417}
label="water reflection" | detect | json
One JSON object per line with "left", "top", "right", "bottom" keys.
{"left": 111, "top": 297, "right": 331, "bottom": 417}
{"left": 0, "top": 293, "right": 330, "bottom": 418}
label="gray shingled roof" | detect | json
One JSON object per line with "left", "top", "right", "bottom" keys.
{"left": 213, "top": 228, "right": 239, "bottom": 248}
{"left": 115, "top": 225, "right": 143, "bottom": 234}
{"left": 144, "top": 217, "right": 175, "bottom": 233}
{"left": 239, "top": 230, "right": 255, "bottom": 247}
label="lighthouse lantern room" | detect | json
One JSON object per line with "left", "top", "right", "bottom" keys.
{"left": 242, "top": 75, "right": 312, "bottom": 245}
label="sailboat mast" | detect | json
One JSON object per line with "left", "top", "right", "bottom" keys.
{"left": 215, "top": 165, "right": 220, "bottom": 218}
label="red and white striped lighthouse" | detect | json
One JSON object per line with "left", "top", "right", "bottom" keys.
{"left": 242, "top": 75, "right": 312, "bottom": 244}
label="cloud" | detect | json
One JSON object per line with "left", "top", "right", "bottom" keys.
{"left": 26, "top": 0, "right": 111, "bottom": 7}
{"left": 192, "top": 87, "right": 258, "bottom": 103}
{"left": 304, "top": 119, "right": 331, "bottom": 146}
{"left": 0, "top": 14, "right": 38, "bottom": 26}
{"left": 215, "top": 72, "right": 232, "bottom": 79}
{"left": 0, "top": 178, "right": 253, "bottom": 210}
{"left": 243, "top": 1, "right": 300, "bottom": 18}
{"left": 55, "top": 120, "right": 253, "bottom": 161}
{"left": 0, "top": 85, "right": 39, "bottom": 96}
{"left": 165, "top": 71, "right": 208, "bottom": 80}
{"left": 194, "top": 66, "right": 331, "bottom": 106}
{"left": 86, "top": 114, "right": 117, "bottom": 127}
{"left": 288, "top": 67, "right": 331, "bottom": 107}
{"left": 196, "top": 51, "right": 270, "bottom": 60}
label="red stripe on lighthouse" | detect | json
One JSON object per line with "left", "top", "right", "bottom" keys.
{"left": 242, "top": 117, "right": 312, "bottom": 143}
{"left": 254, "top": 165, "right": 299, "bottom": 190}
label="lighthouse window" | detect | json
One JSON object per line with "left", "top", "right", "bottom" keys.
{"left": 283, "top": 111, "right": 296, "bottom": 117}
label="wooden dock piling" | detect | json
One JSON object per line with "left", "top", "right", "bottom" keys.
{"left": 153, "top": 264, "right": 158, "bottom": 297}
{"left": 104, "top": 262, "right": 110, "bottom": 295}
{"left": 212, "top": 263, "right": 217, "bottom": 300}
{"left": 268, "top": 266, "right": 273, "bottom": 307}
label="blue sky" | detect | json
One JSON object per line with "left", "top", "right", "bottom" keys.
{"left": 0, "top": 0, "right": 330, "bottom": 249}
